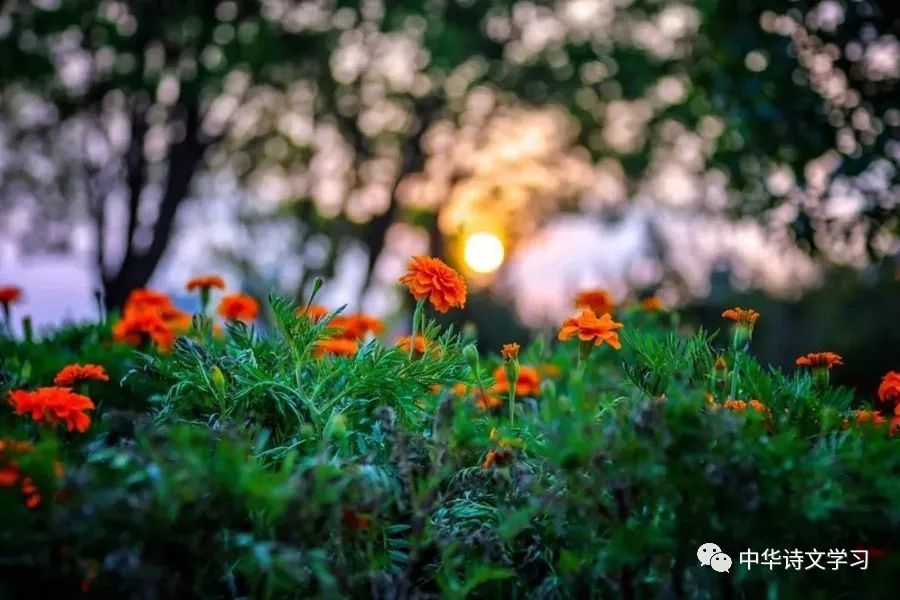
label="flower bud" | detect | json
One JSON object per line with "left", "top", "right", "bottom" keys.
{"left": 325, "top": 413, "right": 348, "bottom": 441}
{"left": 210, "top": 365, "right": 226, "bottom": 397}
{"left": 462, "top": 344, "right": 480, "bottom": 373}
{"left": 540, "top": 379, "right": 557, "bottom": 402}
{"left": 501, "top": 343, "right": 520, "bottom": 363}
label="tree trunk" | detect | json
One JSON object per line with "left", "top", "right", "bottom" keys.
{"left": 359, "top": 97, "right": 443, "bottom": 299}
{"left": 101, "top": 103, "right": 206, "bottom": 310}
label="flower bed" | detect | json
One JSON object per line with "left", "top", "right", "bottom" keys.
{"left": 0, "top": 261, "right": 898, "bottom": 597}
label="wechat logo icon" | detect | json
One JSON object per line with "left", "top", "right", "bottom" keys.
{"left": 698, "top": 543, "right": 732, "bottom": 573}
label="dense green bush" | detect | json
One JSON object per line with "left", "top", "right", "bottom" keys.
{"left": 1, "top": 294, "right": 898, "bottom": 598}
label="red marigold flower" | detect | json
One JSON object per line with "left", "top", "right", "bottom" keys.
{"left": 575, "top": 289, "right": 615, "bottom": 315}
{"left": 81, "top": 560, "right": 100, "bottom": 593}
{"left": 0, "top": 286, "right": 22, "bottom": 306}
{"left": 722, "top": 307, "right": 760, "bottom": 325}
{"left": 53, "top": 364, "right": 109, "bottom": 387}
{"left": 185, "top": 275, "right": 225, "bottom": 292}
{"left": 891, "top": 413, "right": 900, "bottom": 438}
{"left": 113, "top": 312, "right": 175, "bottom": 351}
{"left": 342, "top": 508, "right": 371, "bottom": 531}
{"left": 796, "top": 352, "right": 843, "bottom": 369}
{"left": 0, "top": 438, "right": 34, "bottom": 488}
{"left": 558, "top": 309, "right": 624, "bottom": 349}
{"left": 0, "top": 465, "right": 19, "bottom": 487}
{"left": 878, "top": 371, "right": 900, "bottom": 405}
{"left": 399, "top": 256, "right": 467, "bottom": 313}
{"left": 21, "top": 476, "right": 40, "bottom": 508}
{"left": 315, "top": 338, "right": 360, "bottom": 358}
{"left": 492, "top": 365, "right": 541, "bottom": 396}
{"left": 218, "top": 293, "right": 259, "bottom": 322}
{"left": 8, "top": 387, "right": 95, "bottom": 432}
{"left": 501, "top": 343, "right": 520, "bottom": 362}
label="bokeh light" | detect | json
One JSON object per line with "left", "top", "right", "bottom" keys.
{"left": 464, "top": 232, "right": 505, "bottom": 274}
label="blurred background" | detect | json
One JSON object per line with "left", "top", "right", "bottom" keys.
{"left": 0, "top": 1, "right": 897, "bottom": 393}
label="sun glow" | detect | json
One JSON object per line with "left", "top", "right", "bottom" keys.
{"left": 464, "top": 232, "right": 505, "bottom": 274}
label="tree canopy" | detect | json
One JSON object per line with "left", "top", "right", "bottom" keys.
{"left": 0, "top": 1, "right": 896, "bottom": 309}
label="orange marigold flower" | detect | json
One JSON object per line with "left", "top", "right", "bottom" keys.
{"left": 492, "top": 365, "right": 541, "bottom": 396}
{"left": 723, "top": 399, "right": 747, "bottom": 412}
{"left": 399, "top": 256, "right": 467, "bottom": 313}
{"left": 336, "top": 314, "right": 385, "bottom": 340}
{"left": 452, "top": 382, "right": 469, "bottom": 397}
{"left": 721, "top": 307, "right": 760, "bottom": 326}
{"left": 315, "top": 338, "right": 360, "bottom": 358}
{"left": 8, "top": 387, "right": 95, "bottom": 433}
{"left": 218, "top": 293, "right": 259, "bottom": 322}
{"left": 298, "top": 304, "right": 330, "bottom": 322}
{"left": 53, "top": 364, "right": 109, "bottom": 387}
{"left": 0, "top": 439, "right": 34, "bottom": 454}
{"left": 501, "top": 343, "right": 520, "bottom": 362}
{"left": 0, "top": 286, "right": 22, "bottom": 305}
{"left": 476, "top": 390, "right": 503, "bottom": 411}
{"left": 113, "top": 312, "right": 175, "bottom": 351}
{"left": 121, "top": 288, "right": 189, "bottom": 331}
{"left": 722, "top": 398, "right": 767, "bottom": 414}
{"left": 482, "top": 448, "right": 512, "bottom": 469}
{"left": 123, "top": 288, "right": 173, "bottom": 316}
{"left": 796, "top": 352, "right": 843, "bottom": 369}
{"left": 853, "top": 409, "right": 887, "bottom": 427}
{"left": 575, "top": 289, "right": 615, "bottom": 315}
{"left": 395, "top": 335, "right": 430, "bottom": 355}
{"left": 877, "top": 371, "right": 900, "bottom": 405}
{"left": 538, "top": 363, "right": 561, "bottom": 379}
{"left": 482, "top": 449, "right": 497, "bottom": 469}
{"left": 747, "top": 399, "right": 768, "bottom": 414}
{"left": 185, "top": 275, "right": 225, "bottom": 292}
{"left": 558, "top": 309, "right": 624, "bottom": 349}
{"left": 714, "top": 355, "right": 728, "bottom": 375}
{"left": 640, "top": 295, "right": 664, "bottom": 312}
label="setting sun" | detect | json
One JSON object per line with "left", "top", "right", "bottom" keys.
{"left": 464, "top": 232, "right": 505, "bottom": 274}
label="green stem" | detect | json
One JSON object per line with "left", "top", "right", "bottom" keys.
{"left": 199, "top": 287, "right": 210, "bottom": 314}
{"left": 508, "top": 388, "right": 516, "bottom": 427}
{"left": 730, "top": 354, "right": 740, "bottom": 400}
{"left": 409, "top": 299, "right": 424, "bottom": 360}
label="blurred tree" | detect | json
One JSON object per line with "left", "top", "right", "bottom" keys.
{"left": 0, "top": 1, "right": 896, "bottom": 308}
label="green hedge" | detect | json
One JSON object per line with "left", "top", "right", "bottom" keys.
{"left": 1, "top": 296, "right": 898, "bottom": 598}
